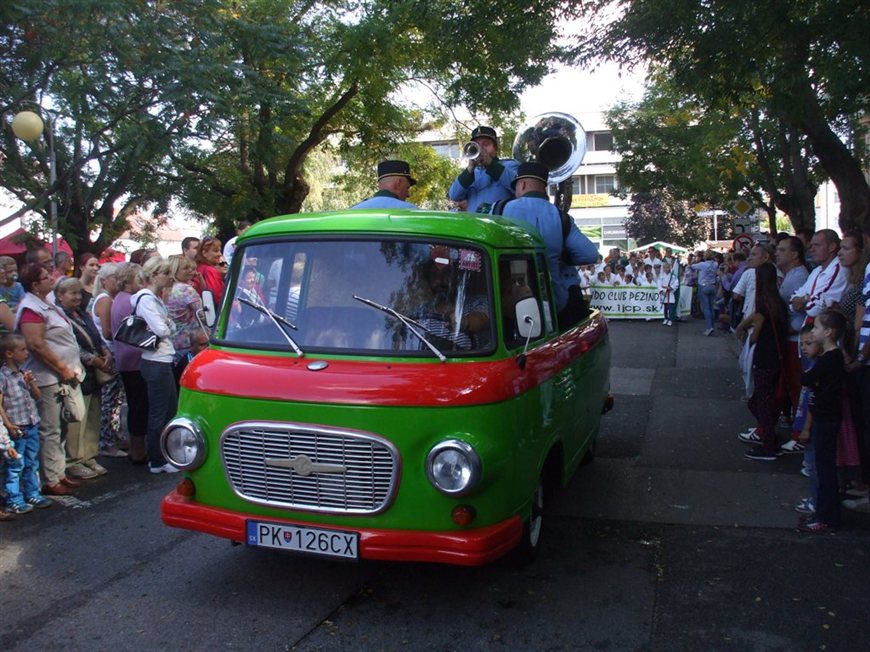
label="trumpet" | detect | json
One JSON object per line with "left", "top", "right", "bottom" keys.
{"left": 462, "top": 141, "right": 481, "bottom": 162}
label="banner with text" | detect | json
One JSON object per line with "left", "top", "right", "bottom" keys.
{"left": 589, "top": 285, "right": 693, "bottom": 319}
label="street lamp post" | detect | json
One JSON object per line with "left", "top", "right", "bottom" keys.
{"left": 11, "top": 109, "right": 58, "bottom": 257}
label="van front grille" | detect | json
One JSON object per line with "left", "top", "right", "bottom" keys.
{"left": 221, "top": 422, "right": 398, "bottom": 514}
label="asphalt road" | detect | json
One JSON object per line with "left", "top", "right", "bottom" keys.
{"left": 1, "top": 319, "right": 868, "bottom": 651}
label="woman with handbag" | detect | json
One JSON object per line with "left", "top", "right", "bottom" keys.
{"left": 14, "top": 264, "right": 85, "bottom": 496}
{"left": 110, "top": 263, "right": 148, "bottom": 464}
{"left": 89, "top": 263, "right": 128, "bottom": 458}
{"left": 131, "top": 257, "right": 180, "bottom": 475}
{"left": 735, "top": 262, "right": 789, "bottom": 461}
{"left": 55, "top": 277, "right": 112, "bottom": 479}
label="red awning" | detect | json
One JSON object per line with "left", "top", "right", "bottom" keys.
{"left": 0, "top": 228, "right": 74, "bottom": 257}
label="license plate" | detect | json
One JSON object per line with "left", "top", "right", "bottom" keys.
{"left": 246, "top": 520, "right": 359, "bottom": 560}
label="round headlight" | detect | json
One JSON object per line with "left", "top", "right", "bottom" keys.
{"left": 160, "top": 418, "right": 205, "bottom": 470}
{"left": 426, "top": 440, "right": 481, "bottom": 496}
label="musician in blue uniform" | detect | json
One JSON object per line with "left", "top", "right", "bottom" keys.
{"left": 497, "top": 162, "right": 598, "bottom": 329}
{"left": 351, "top": 160, "right": 418, "bottom": 209}
{"left": 448, "top": 126, "right": 519, "bottom": 214}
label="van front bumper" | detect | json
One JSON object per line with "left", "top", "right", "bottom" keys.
{"left": 161, "top": 489, "right": 522, "bottom": 566}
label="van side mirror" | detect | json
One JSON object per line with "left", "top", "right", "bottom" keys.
{"left": 200, "top": 290, "right": 217, "bottom": 328}
{"left": 515, "top": 297, "right": 541, "bottom": 339}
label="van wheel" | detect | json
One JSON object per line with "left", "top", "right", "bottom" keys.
{"left": 507, "top": 477, "right": 545, "bottom": 566}
{"left": 581, "top": 436, "right": 597, "bottom": 465}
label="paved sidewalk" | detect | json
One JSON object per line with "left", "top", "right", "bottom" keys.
{"left": 553, "top": 319, "right": 843, "bottom": 531}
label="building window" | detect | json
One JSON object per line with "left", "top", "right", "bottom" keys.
{"left": 595, "top": 175, "right": 616, "bottom": 194}
{"left": 587, "top": 131, "right": 613, "bottom": 152}
{"left": 431, "top": 142, "right": 460, "bottom": 159}
{"left": 572, "top": 176, "right": 587, "bottom": 195}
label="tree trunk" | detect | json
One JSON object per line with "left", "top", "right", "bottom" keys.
{"left": 788, "top": 77, "right": 869, "bottom": 231}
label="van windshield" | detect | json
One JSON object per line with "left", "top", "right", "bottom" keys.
{"left": 220, "top": 239, "right": 494, "bottom": 357}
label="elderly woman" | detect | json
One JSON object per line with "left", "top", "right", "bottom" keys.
{"left": 110, "top": 262, "right": 148, "bottom": 464}
{"left": 89, "top": 263, "right": 127, "bottom": 458}
{"left": 192, "top": 235, "right": 225, "bottom": 299}
{"left": 55, "top": 277, "right": 112, "bottom": 479}
{"left": 15, "top": 264, "right": 83, "bottom": 496}
{"left": 132, "top": 257, "right": 179, "bottom": 474}
{"left": 166, "top": 254, "right": 206, "bottom": 383}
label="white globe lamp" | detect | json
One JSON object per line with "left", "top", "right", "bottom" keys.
{"left": 11, "top": 110, "right": 45, "bottom": 141}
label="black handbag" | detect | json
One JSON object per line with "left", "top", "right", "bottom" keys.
{"left": 113, "top": 296, "right": 159, "bottom": 350}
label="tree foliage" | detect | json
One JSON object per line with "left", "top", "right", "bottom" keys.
{"left": 607, "top": 67, "right": 821, "bottom": 233}
{"left": 625, "top": 189, "right": 711, "bottom": 248}
{"left": 572, "top": 0, "right": 870, "bottom": 230}
{"left": 2, "top": 0, "right": 576, "bottom": 256}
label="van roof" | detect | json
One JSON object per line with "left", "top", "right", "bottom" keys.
{"left": 239, "top": 209, "right": 543, "bottom": 250}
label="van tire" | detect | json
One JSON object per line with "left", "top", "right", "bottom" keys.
{"left": 507, "top": 452, "right": 559, "bottom": 566}
{"left": 507, "top": 476, "right": 546, "bottom": 566}
{"left": 581, "top": 436, "right": 597, "bottom": 465}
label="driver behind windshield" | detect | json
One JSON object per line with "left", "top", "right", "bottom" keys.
{"left": 413, "top": 247, "right": 490, "bottom": 350}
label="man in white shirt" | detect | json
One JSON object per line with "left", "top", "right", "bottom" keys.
{"left": 790, "top": 229, "right": 848, "bottom": 324}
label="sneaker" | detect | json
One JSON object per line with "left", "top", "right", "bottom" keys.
{"left": 841, "top": 496, "right": 870, "bottom": 513}
{"left": 662, "top": 319, "right": 669, "bottom": 325}
{"left": 796, "top": 519, "right": 836, "bottom": 534}
{"left": 149, "top": 462, "right": 180, "bottom": 475}
{"left": 65, "top": 462, "right": 99, "bottom": 479}
{"left": 800, "top": 465, "right": 811, "bottom": 478}
{"left": 704, "top": 328, "right": 714, "bottom": 336}
{"left": 779, "top": 440, "right": 805, "bottom": 454}
{"left": 7, "top": 502, "right": 33, "bottom": 515}
{"left": 665, "top": 320, "right": 672, "bottom": 326}
{"left": 844, "top": 483, "right": 870, "bottom": 498}
{"left": 744, "top": 446, "right": 780, "bottom": 461}
{"left": 794, "top": 497, "right": 815, "bottom": 514}
{"left": 738, "top": 428, "right": 760, "bottom": 444}
{"left": 83, "top": 459, "right": 108, "bottom": 476}
{"left": 25, "top": 496, "right": 53, "bottom": 509}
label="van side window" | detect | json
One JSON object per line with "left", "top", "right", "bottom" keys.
{"left": 499, "top": 255, "right": 542, "bottom": 349}
{"left": 535, "top": 252, "right": 557, "bottom": 335}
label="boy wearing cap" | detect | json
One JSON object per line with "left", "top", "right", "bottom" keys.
{"left": 448, "top": 126, "right": 519, "bottom": 214}
{"left": 351, "top": 160, "right": 418, "bottom": 209}
{"left": 496, "top": 162, "right": 598, "bottom": 330}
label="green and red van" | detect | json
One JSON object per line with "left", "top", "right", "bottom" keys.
{"left": 160, "top": 209, "right": 612, "bottom": 565}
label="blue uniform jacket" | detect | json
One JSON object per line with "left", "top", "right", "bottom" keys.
{"left": 448, "top": 159, "right": 519, "bottom": 214}
{"left": 499, "top": 192, "right": 598, "bottom": 310}
{"left": 351, "top": 190, "right": 417, "bottom": 210}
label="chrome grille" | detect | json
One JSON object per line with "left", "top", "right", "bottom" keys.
{"left": 221, "top": 422, "right": 398, "bottom": 514}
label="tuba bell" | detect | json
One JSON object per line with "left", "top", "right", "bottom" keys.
{"left": 511, "top": 112, "right": 586, "bottom": 184}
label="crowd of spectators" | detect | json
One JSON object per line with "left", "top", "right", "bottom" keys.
{"left": 0, "top": 234, "right": 224, "bottom": 519}
{"left": 731, "top": 226, "right": 870, "bottom": 533}
{"left": 581, "top": 227, "right": 870, "bottom": 533}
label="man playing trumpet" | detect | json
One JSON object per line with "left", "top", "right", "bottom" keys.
{"left": 448, "top": 126, "right": 519, "bottom": 214}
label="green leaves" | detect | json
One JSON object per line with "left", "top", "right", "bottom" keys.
{"left": 575, "top": 0, "right": 870, "bottom": 230}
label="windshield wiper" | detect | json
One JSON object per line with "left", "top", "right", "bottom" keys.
{"left": 238, "top": 296, "right": 304, "bottom": 357}
{"left": 353, "top": 294, "right": 447, "bottom": 363}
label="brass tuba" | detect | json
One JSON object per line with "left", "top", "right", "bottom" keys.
{"left": 511, "top": 112, "right": 586, "bottom": 184}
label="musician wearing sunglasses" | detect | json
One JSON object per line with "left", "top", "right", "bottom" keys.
{"left": 448, "top": 126, "right": 519, "bottom": 214}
